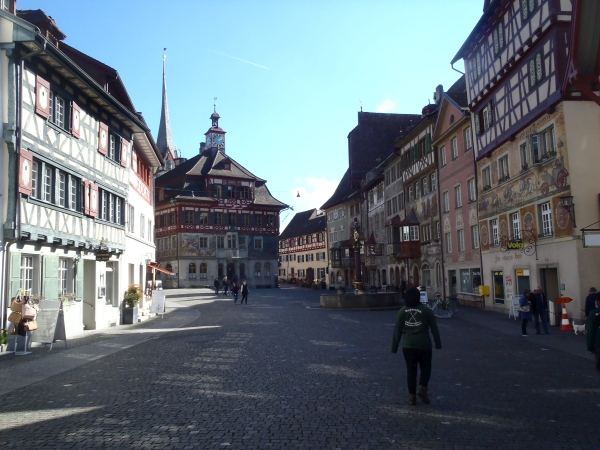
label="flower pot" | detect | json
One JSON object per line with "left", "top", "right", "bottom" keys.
{"left": 122, "top": 307, "right": 139, "bottom": 324}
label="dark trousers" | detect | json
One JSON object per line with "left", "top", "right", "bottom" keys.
{"left": 521, "top": 318, "right": 529, "bottom": 335}
{"left": 241, "top": 293, "right": 248, "bottom": 304}
{"left": 533, "top": 311, "right": 549, "bottom": 334}
{"left": 402, "top": 348, "right": 432, "bottom": 395}
{"left": 595, "top": 347, "right": 600, "bottom": 375}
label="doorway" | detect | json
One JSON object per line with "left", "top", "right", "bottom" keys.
{"left": 448, "top": 270, "right": 457, "bottom": 296}
{"left": 82, "top": 260, "right": 96, "bottom": 330}
{"left": 540, "top": 268, "right": 560, "bottom": 325}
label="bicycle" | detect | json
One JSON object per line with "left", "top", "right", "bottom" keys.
{"left": 427, "top": 292, "right": 455, "bottom": 319}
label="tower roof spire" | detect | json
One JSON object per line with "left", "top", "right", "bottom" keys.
{"left": 157, "top": 48, "right": 174, "bottom": 158}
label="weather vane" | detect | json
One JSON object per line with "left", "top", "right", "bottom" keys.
{"left": 359, "top": 100, "right": 363, "bottom": 112}
{"left": 214, "top": 96, "right": 217, "bottom": 112}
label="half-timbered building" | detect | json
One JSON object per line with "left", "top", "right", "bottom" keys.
{"left": 154, "top": 109, "right": 286, "bottom": 289}
{"left": 452, "top": 0, "right": 600, "bottom": 320}
{"left": 362, "top": 167, "right": 388, "bottom": 289}
{"left": 278, "top": 208, "right": 328, "bottom": 285}
{"left": 432, "top": 77, "right": 482, "bottom": 298}
{"left": 387, "top": 103, "right": 443, "bottom": 299}
{"left": 2, "top": 8, "right": 160, "bottom": 334}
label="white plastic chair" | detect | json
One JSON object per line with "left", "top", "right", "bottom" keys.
{"left": 508, "top": 295, "right": 520, "bottom": 320}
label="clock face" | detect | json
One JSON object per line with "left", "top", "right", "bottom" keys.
{"left": 213, "top": 135, "right": 224, "bottom": 147}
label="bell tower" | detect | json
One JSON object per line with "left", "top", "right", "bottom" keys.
{"left": 205, "top": 102, "right": 226, "bottom": 155}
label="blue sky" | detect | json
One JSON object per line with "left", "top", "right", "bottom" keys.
{"left": 19, "top": 0, "right": 483, "bottom": 228}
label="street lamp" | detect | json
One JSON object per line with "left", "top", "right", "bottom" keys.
{"left": 558, "top": 195, "right": 577, "bottom": 228}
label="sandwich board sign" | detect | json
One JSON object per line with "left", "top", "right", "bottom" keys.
{"left": 30, "top": 300, "right": 67, "bottom": 350}
{"left": 151, "top": 290, "right": 166, "bottom": 317}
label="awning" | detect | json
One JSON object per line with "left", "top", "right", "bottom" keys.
{"left": 147, "top": 263, "right": 174, "bottom": 275}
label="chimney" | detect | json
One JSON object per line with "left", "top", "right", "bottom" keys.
{"left": 16, "top": 9, "right": 66, "bottom": 46}
{"left": 433, "top": 85, "right": 444, "bottom": 103}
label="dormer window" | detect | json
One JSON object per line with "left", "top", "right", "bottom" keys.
{"left": 223, "top": 163, "right": 231, "bottom": 170}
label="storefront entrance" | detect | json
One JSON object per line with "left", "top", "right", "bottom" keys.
{"left": 493, "top": 270, "right": 505, "bottom": 304}
{"left": 540, "top": 267, "right": 560, "bottom": 326}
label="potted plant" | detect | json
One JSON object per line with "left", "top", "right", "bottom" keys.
{"left": 122, "top": 284, "right": 142, "bottom": 324}
{"left": 0, "top": 329, "right": 7, "bottom": 353}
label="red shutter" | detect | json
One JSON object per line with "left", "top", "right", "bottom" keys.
{"left": 83, "top": 181, "right": 90, "bottom": 215}
{"left": 120, "top": 138, "right": 129, "bottom": 167}
{"left": 89, "top": 183, "right": 99, "bottom": 218}
{"left": 18, "top": 149, "right": 33, "bottom": 196}
{"left": 98, "top": 122, "right": 108, "bottom": 155}
{"left": 71, "top": 102, "right": 81, "bottom": 138}
{"left": 35, "top": 75, "right": 50, "bottom": 119}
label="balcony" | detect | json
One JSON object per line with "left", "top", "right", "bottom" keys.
{"left": 388, "top": 242, "right": 421, "bottom": 260}
{"left": 216, "top": 248, "right": 248, "bottom": 260}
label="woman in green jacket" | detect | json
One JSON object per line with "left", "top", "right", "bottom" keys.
{"left": 392, "top": 287, "right": 442, "bottom": 405}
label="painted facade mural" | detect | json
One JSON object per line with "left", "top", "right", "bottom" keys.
{"left": 180, "top": 234, "right": 217, "bottom": 257}
{"left": 477, "top": 107, "right": 570, "bottom": 222}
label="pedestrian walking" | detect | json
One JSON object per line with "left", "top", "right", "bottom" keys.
{"left": 232, "top": 282, "right": 239, "bottom": 303}
{"left": 391, "top": 287, "right": 442, "bottom": 406}
{"left": 533, "top": 286, "right": 549, "bottom": 334}
{"left": 222, "top": 277, "right": 228, "bottom": 296}
{"left": 400, "top": 278, "right": 407, "bottom": 299}
{"left": 585, "top": 293, "right": 600, "bottom": 376}
{"left": 585, "top": 287, "right": 598, "bottom": 318}
{"left": 214, "top": 277, "right": 220, "bottom": 295}
{"left": 241, "top": 280, "right": 248, "bottom": 304}
{"left": 519, "top": 289, "right": 533, "bottom": 336}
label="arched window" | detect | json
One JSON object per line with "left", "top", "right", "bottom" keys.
{"left": 240, "top": 263, "right": 246, "bottom": 279}
{"left": 199, "top": 263, "right": 207, "bottom": 279}
{"left": 218, "top": 263, "right": 224, "bottom": 278}
{"left": 264, "top": 263, "right": 271, "bottom": 277}
{"left": 165, "top": 263, "right": 173, "bottom": 273}
{"left": 254, "top": 263, "right": 261, "bottom": 277}
{"left": 188, "top": 263, "right": 197, "bottom": 280}
{"left": 382, "top": 269, "right": 387, "bottom": 285}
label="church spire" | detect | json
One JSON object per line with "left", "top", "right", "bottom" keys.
{"left": 156, "top": 49, "right": 174, "bottom": 158}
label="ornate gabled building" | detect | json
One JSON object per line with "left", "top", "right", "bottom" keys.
{"left": 154, "top": 109, "right": 286, "bottom": 289}
{"left": 278, "top": 208, "right": 328, "bottom": 285}
{"left": 432, "top": 76, "right": 482, "bottom": 297}
{"left": 386, "top": 102, "right": 442, "bottom": 298}
{"left": 1, "top": 7, "right": 161, "bottom": 334}
{"left": 452, "top": 0, "right": 600, "bottom": 320}
{"left": 321, "top": 111, "right": 420, "bottom": 290}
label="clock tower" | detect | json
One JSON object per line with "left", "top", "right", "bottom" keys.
{"left": 204, "top": 105, "right": 226, "bottom": 155}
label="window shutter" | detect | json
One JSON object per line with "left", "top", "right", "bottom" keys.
{"left": 35, "top": 75, "right": 50, "bottom": 119}
{"left": 83, "top": 181, "right": 90, "bottom": 215}
{"left": 426, "top": 133, "right": 431, "bottom": 153}
{"left": 9, "top": 252, "right": 21, "bottom": 297}
{"left": 18, "top": 149, "right": 33, "bottom": 196}
{"left": 132, "top": 149, "right": 138, "bottom": 169}
{"left": 71, "top": 102, "right": 81, "bottom": 138}
{"left": 474, "top": 114, "right": 481, "bottom": 135}
{"left": 98, "top": 122, "right": 108, "bottom": 155}
{"left": 120, "top": 138, "right": 129, "bottom": 167}
{"left": 42, "top": 255, "right": 59, "bottom": 300}
{"left": 89, "top": 183, "right": 99, "bottom": 218}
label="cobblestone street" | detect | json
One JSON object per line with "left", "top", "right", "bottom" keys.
{"left": 0, "top": 287, "right": 599, "bottom": 449}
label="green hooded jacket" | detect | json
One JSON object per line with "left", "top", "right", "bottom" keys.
{"left": 391, "top": 304, "right": 442, "bottom": 352}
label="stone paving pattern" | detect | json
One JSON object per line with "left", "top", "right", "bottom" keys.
{"left": 0, "top": 287, "right": 598, "bottom": 449}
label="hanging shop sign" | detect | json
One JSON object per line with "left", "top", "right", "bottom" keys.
{"left": 506, "top": 239, "right": 524, "bottom": 250}
{"left": 95, "top": 250, "right": 111, "bottom": 262}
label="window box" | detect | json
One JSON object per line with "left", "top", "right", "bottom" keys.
{"left": 482, "top": 185, "right": 492, "bottom": 192}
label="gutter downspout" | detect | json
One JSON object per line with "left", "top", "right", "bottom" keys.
{"left": 434, "top": 145, "right": 447, "bottom": 302}
{"left": 451, "top": 62, "right": 465, "bottom": 76}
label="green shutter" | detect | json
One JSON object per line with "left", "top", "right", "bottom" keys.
{"left": 426, "top": 133, "right": 431, "bottom": 153}
{"left": 9, "top": 252, "right": 21, "bottom": 298}
{"left": 42, "top": 255, "right": 59, "bottom": 300}
{"left": 75, "top": 261, "right": 84, "bottom": 302}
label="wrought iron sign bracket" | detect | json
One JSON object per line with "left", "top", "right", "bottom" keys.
{"left": 500, "top": 228, "right": 538, "bottom": 260}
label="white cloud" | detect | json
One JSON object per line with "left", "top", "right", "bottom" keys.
{"left": 376, "top": 98, "right": 396, "bottom": 113}
{"left": 280, "top": 177, "right": 339, "bottom": 230}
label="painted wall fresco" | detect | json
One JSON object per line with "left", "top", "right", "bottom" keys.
{"left": 477, "top": 106, "right": 570, "bottom": 221}
{"left": 180, "top": 234, "right": 216, "bottom": 257}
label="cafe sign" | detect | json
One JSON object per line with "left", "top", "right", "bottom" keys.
{"left": 506, "top": 239, "right": 524, "bottom": 250}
